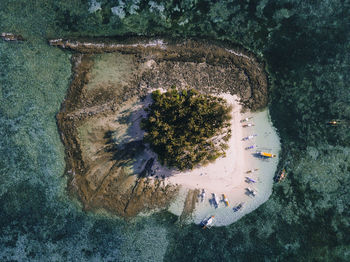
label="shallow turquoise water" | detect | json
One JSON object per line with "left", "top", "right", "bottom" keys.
{"left": 1, "top": 0, "right": 349, "bottom": 261}
{"left": 0, "top": 35, "right": 174, "bottom": 262}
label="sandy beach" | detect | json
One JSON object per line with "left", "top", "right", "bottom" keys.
{"left": 164, "top": 94, "right": 248, "bottom": 191}
{"left": 163, "top": 94, "right": 281, "bottom": 226}
{"left": 107, "top": 91, "right": 280, "bottom": 226}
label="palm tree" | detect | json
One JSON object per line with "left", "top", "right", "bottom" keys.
{"left": 141, "top": 87, "right": 232, "bottom": 170}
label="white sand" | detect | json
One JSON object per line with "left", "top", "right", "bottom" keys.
{"left": 161, "top": 94, "right": 281, "bottom": 226}
{"left": 117, "top": 91, "right": 280, "bottom": 226}
{"left": 165, "top": 94, "right": 246, "bottom": 192}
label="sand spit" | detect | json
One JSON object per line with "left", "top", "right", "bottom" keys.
{"left": 54, "top": 37, "right": 276, "bottom": 225}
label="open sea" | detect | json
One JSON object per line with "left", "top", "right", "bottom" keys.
{"left": 0, "top": 1, "right": 349, "bottom": 261}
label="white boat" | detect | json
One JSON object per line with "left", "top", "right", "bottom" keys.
{"left": 1, "top": 32, "right": 24, "bottom": 41}
{"left": 201, "top": 216, "right": 215, "bottom": 229}
{"left": 242, "top": 123, "right": 254, "bottom": 128}
{"left": 246, "top": 187, "right": 257, "bottom": 197}
{"left": 240, "top": 117, "right": 252, "bottom": 123}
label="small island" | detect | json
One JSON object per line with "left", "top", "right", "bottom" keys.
{"left": 54, "top": 37, "right": 280, "bottom": 225}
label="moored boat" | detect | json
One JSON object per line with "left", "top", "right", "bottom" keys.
{"left": 274, "top": 169, "right": 287, "bottom": 183}
{"left": 256, "top": 151, "right": 276, "bottom": 158}
{"left": 233, "top": 203, "right": 244, "bottom": 212}
{"left": 201, "top": 215, "right": 215, "bottom": 229}
{"left": 1, "top": 32, "right": 24, "bottom": 41}
{"left": 327, "top": 119, "right": 343, "bottom": 126}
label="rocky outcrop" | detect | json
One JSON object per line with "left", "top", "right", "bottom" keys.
{"left": 51, "top": 37, "right": 268, "bottom": 110}
{"left": 57, "top": 53, "right": 178, "bottom": 218}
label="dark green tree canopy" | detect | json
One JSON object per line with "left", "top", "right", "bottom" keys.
{"left": 141, "top": 87, "right": 232, "bottom": 170}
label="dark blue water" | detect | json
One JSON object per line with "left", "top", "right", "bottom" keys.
{"left": 1, "top": 0, "right": 349, "bottom": 261}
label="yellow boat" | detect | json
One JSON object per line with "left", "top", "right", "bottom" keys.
{"left": 223, "top": 194, "right": 229, "bottom": 207}
{"left": 257, "top": 151, "right": 276, "bottom": 158}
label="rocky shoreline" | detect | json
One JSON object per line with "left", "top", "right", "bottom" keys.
{"left": 51, "top": 37, "right": 268, "bottom": 110}
{"left": 55, "top": 37, "right": 269, "bottom": 219}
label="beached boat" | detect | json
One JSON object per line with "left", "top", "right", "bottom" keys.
{"left": 233, "top": 203, "right": 244, "bottom": 212}
{"left": 242, "top": 123, "right": 254, "bottom": 128}
{"left": 201, "top": 216, "right": 215, "bottom": 229}
{"left": 201, "top": 189, "right": 205, "bottom": 202}
{"left": 246, "top": 168, "right": 258, "bottom": 174}
{"left": 212, "top": 193, "right": 219, "bottom": 208}
{"left": 245, "top": 177, "right": 256, "bottom": 184}
{"left": 256, "top": 151, "right": 276, "bottom": 158}
{"left": 245, "top": 144, "right": 257, "bottom": 150}
{"left": 240, "top": 117, "right": 252, "bottom": 123}
{"left": 242, "top": 134, "right": 257, "bottom": 141}
{"left": 246, "top": 187, "right": 257, "bottom": 197}
{"left": 223, "top": 194, "right": 229, "bottom": 207}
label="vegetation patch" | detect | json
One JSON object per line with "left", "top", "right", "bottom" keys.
{"left": 141, "top": 87, "right": 232, "bottom": 170}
